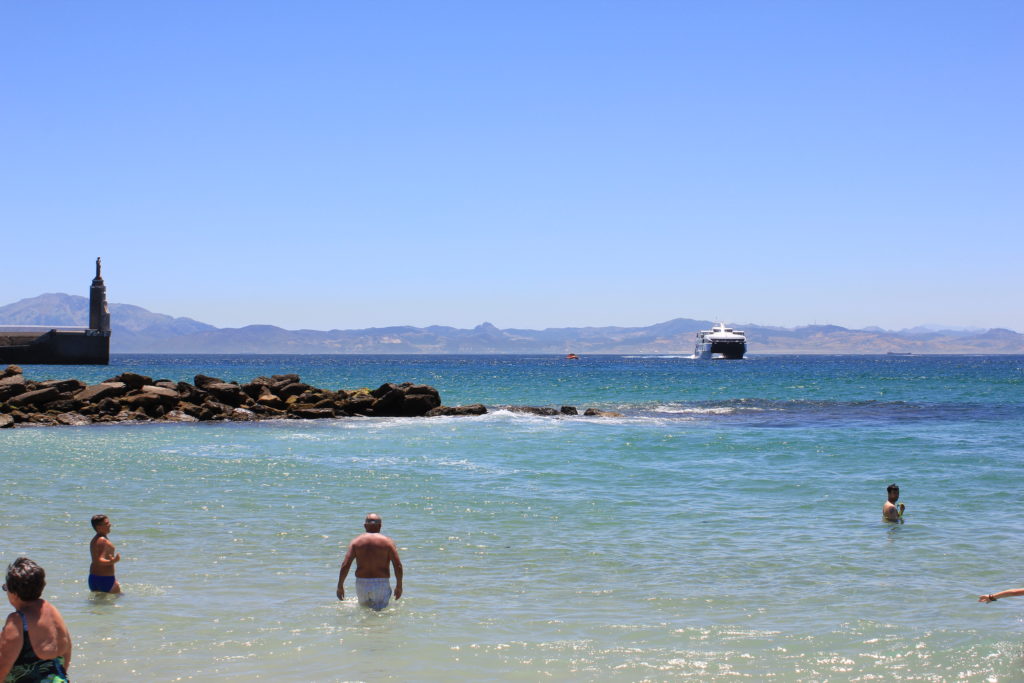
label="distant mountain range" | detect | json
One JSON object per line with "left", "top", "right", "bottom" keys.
{"left": 2, "top": 293, "right": 1022, "bottom": 354}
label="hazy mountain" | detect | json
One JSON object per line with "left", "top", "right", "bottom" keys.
{"left": 1, "top": 293, "right": 1022, "bottom": 354}
{"left": 0, "top": 293, "right": 217, "bottom": 350}
{"left": 901, "top": 324, "right": 987, "bottom": 334}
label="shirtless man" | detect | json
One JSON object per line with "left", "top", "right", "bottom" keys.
{"left": 336, "top": 514, "right": 403, "bottom": 610}
{"left": 88, "top": 515, "right": 121, "bottom": 594}
{"left": 883, "top": 483, "right": 905, "bottom": 523}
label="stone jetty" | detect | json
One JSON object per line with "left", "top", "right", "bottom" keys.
{"left": 0, "top": 365, "right": 626, "bottom": 428}
{"left": 0, "top": 364, "right": 487, "bottom": 428}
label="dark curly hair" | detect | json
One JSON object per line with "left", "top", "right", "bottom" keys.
{"left": 5, "top": 557, "right": 46, "bottom": 601}
{"left": 91, "top": 514, "right": 109, "bottom": 531}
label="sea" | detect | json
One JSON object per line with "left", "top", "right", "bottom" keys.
{"left": 2, "top": 353, "right": 1023, "bottom": 682}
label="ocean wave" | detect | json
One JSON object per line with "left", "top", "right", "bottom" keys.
{"left": 630, "top": 398, "right": 1021, "bottom": 426}
{"left": 652, "top": 405, "right": 743, "bottom": 415}
{"left": 122, "top": 398, "right": 1019, "bottom": 432}
{"left": 345, "top": 399, "right": 1020, "bottom": 428}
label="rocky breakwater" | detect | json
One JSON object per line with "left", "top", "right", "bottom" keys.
{"left": 0, "top": 365, "right": 487, "bottom": 428}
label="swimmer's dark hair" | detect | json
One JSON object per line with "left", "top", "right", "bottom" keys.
{"left": 6, "top": 557, "right": 46, "bottom": 601}
{"left": 91, "top": 514, "right": 108, "bottom": 530}
{"left": 887, "top": 483, "right": 900, "bottom": 494}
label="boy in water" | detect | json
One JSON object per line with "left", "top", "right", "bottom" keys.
{"left": 88, "top": 515, "right": 121, "bottom": 593}
{"left": 883, "top": 483, "right": 905, "bottom": 523}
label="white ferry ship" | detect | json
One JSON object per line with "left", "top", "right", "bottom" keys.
{"left": 693, "top": 323, "right": 746, "bottom": 359}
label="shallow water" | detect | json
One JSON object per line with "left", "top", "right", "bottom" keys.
{"left": 2, "top": 355, "right": 1023, "bottom": 680}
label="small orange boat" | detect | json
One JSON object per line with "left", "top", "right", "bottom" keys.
{"left": 565, "top": 353, "right": 579, "bottom": 360}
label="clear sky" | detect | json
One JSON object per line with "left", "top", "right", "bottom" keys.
{"left": 3, "top": 1, "right": 1022, "bottom": 332}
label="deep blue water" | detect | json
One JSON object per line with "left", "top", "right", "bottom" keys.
{"left": 22, "top": 352, "right": 1024, "bottom": 410}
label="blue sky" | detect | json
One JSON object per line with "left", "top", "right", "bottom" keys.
{"left": 3, "top": 1, "right": 1021, "bottom": 332}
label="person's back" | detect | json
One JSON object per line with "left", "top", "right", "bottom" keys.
{"left": 337, "top": 514, "right": 403, "bottom": 610}
{"left": 14, "top": 601, "right": 68, "bottom": 662}
{"left": 350, "top": 533, "right": 396, "bottom": 578}
{"left": 0, "top": 557, "right": 71, "bottom": 683}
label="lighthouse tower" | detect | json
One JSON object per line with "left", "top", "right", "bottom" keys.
{"left": 89, "top": 257, "right": 110, "bottom": 332}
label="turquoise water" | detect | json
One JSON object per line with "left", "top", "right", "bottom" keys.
{"left": 2, "top": 354, "right": 1023, "bottom": 681}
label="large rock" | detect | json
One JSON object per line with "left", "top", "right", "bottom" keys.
{"left": 125, "top": 387, "right": 180, "bottom": 418}
{"left": 43, "top": 398, "right": 84, "bottom": 413}
{"left": 269, "top": 374, "right": 301, "bottom": 388}
{"left": 124, "top": 392, "right": 174, "bottom": 414}
{"left": 275, "top": 382, "right": 311, "bottom": 399}
{"left": 75, "top": 382, "right": 129, "bottom": 403}
{"left": 176, "top": 402, "right": 203, "bottom": 419}
{"left": 163, "top": 410, "right": 199, "bottom": 423}
{"left": 507, "top": 405, "right": 559, "bottom": 416}
{"left": 426, "top": 404, "right": 488, "bottom": 417}
{"left": 199, "top": 401, "right": 233, "bottom": 420}
{"left": 370, "top": 392, "right": 402, "bottom": 416}
{"left": 114, "top": 409, "right": 147, "bottom": 422}
{"left": 106, "top": 372, "right": 152, "bottom": 390}
{"left": 0, "top": 373, "right": 26, "bottom": 387}
{"left": 39, "top": 379, "right": 86, "bottom": 393}
{"left": 290, "top": 407, "right": 335, "bottom": 419}
{"left": 0, "top": 380, "right": 27, "bottom": 402}
{"left": 296, "top": 390, "right": 324, "bottom": 404}
{"left": 583, "top": 408, "right": 624, "bottom": 417}
{"left": 249, "top": 404, "right": 285, "bottom": 417}
{"left": 7, "top": 386, "right": 61, "bottom": 408}
{"left": 407, "top": 384, "right": 440, "bottom": 401}
{"left": 204, "top": 382, "right": 246, "bottom": 407}
{"left": 388, "top": 385, "right": 442, "bottom": 417}
{"left": 256, "top": 387, "right": 285, "bottom": 410}
{"left": 340, "top": 392, "right": 375, "bottom": 415}
{"left": 139, "top": 385, "right": 181, "bottom": 403}
{"left": 56, "top": 412, "right": 92, "bottom": 426}
{"left": 94, "top": 397, "right": 122, "bottom": 415}
{"left": 371, "top": 382, "right": 400, "bottom": 399}
{"left": 401, "top": 391, "right": 441, "bottom": 416}
{"left": 2, "top": 365, "right": 23, "bottom": 378}
{"left": 176, "top": 382, "right": 205, "bottom": 404}
{"left": 371, "top": 383, "right": 427, "bottom": 416}
{"left": 228, "top": 407, "right": 257, "bottom": 421}
{"left": 193, "top": 374, "right": 225, "bottom": 390}
{"left": 240, "top": 381, "right": 266, "bottom": 400}
{"left": 0, "top": 414, "right": 14, "bottom": 429}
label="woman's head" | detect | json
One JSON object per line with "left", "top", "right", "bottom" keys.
{"left": 5, "top": 557, "right": 45, "bottom": 602}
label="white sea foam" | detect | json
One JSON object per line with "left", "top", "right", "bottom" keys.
{"left": 652, "top": 405, "right": 736, "bottom": 415}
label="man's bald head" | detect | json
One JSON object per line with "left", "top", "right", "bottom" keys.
{"left": 364, "top": 514, "right": 382, "bottom": 531}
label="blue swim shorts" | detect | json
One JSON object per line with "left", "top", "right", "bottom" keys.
{"left": 88, "top": 574, "right": 116, "bottom": 592}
